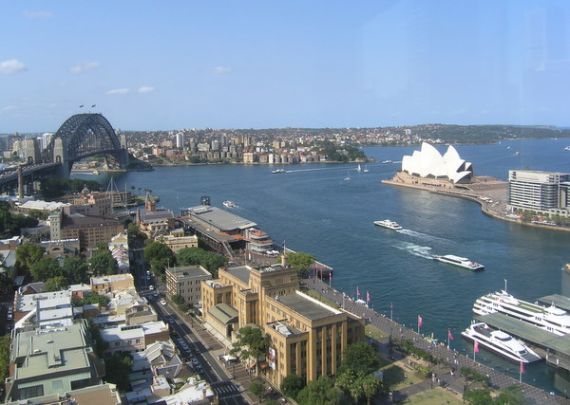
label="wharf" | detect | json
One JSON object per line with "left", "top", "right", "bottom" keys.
{"left": 539, "top": 295, "right": 570, "bottom": 312}
{"left": 307, "top": 277, "right": 567, "bottom": 404}
{"left": 477, "top": 313, "right": 570, "bottom": 371}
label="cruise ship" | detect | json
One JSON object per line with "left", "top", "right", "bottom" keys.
{"left": 473, "top": 290, "right": 570, "bottom": 336}
{"left": 433, "top": 255, "right": 484, "bottom": 271}
{"left": 373, "top": 219, "right": 402, "bottom": 230}
{"left": 461, "top": 322, "right": 541, "bottom": 363}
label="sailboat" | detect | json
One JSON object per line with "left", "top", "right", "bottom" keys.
{"left": 363, "top": 165, "right": 369, "bottom": 173}
{"left": 344, "top": 171, "right": 351, "bottom": 181}
{"left": 356, "top": 164, "right": 362, "bottom": 172}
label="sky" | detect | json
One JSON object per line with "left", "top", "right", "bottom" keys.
{"left": 1, "top": 0, "right": 569, "bottom": 132}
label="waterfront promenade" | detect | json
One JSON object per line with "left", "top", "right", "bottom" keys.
{"left": 306, "top": 278, "right": 569, "bottom": 405}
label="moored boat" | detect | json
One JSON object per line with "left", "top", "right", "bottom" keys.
{"left": 222, "top": 200, "right": 236, "bottom": 208}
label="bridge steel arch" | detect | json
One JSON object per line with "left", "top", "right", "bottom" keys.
{"left": 44, "top": 113, "right": 128, "bottom": 177}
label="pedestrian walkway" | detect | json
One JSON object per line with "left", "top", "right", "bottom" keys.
{"left": 306, "top": 278, "right": 569, "bottom": 405}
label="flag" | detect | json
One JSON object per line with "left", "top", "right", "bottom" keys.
{"left": 474, "top": 340, "right": 479, "bottom": 353}
{"left": 366, "top": 290, "right": 371, "bottom": 304}
{"left": 519, "top": 361, "right": 525, "bottom": 374}
{"left": 448, "top": 329, "right": 454, "bottom": 341}
{"left": 417, "top": 314, "right": 423, "bottom": 329}
{"left": 356, "top": 286, "right": 361, "bottom": 299}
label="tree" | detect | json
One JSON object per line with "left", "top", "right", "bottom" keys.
{"left": 0, "top": 335, "right": 10, "bottom": 384}
{"left": 15, "top": 243, "right": 45, "bottom": 276}
{"left": 361, "top": 373, "right": 382, "bottom": 405}
{"left": 230, "top": 326, "right": 269, "bottom": 374}
{"left": 281, "top": 373, "right": 305, "bottom": 399}
{"left": 0, "top": 202, "right": 38, "bottom": 238}
{"left": 249, "top": 379, "right": 265, "bottom": 399}
{"left": 62, "top": 256, "right": 89, "bottom": 284}
{"left": 287, "top": 252, "right": 315, "bottom": 278}
{"left": 144, "top": 241, "right": 176, "bottom": 275}
{"left": 104, "top": 352, "right": 133, "bottom": 392}
{"left": 464, "top": 388, "right": 493, "bottom": 405}
{"left": 335, "top": 370, "right": 364, "bottom": 404}
{"left": 89, "top": 245, "right": 118, "bottom": 276}
{"left": 340, "top": 342, "right": 380, "bottom": 376}
{"left": 495, "top": 386, "right": 525, "bottom": 405}
{"left": 176, "top": 247, "right": 227, "bottom": 277}
{"left": 296, "top": 376, "right": 343, "bottom": 405}
{"left": 30, "top": 257, "right": 62, "bottom": 282}
{"left": 44, "top": 276, "right": 69, "bottom": 291}
{"left": 127, "top": 223, "right": 147, "bottom": 242}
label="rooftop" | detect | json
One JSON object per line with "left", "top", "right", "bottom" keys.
{"left": 225, "top": 265, "right": 252, "bottom": 285}
{"left": 166, "top": 265, "right": 212, "bottom": 279}
{"left": 276, "top": 291, "right": 341, "bottom": 321}
{"left": 267, "top": 320, "right": 303, "bottom": 336}
{"left": 538, "top": 294, "right": 570, "bottom": 312}
{"left": 208, "top": 303, "right": 238, "bottom": 325}
{"left": 186, "top": 205, "right": 256, "bottom": 232}
{"left": 90, "top": 273, "right": 134, "bottom": 286}
{"left": 20, "top": 200, "right": 70, "bottom": 211}
{"left": 12, "top": 322, "right": 92, "bottom": 382}
{"left": 61, "top": 214, "right": 122, "bottom": 229}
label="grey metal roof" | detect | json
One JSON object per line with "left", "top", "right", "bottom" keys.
{"left": 167, "top": 265, "right": 212, "bottom": 279}
{"left": 208, "top": 303, "right": 238, "bottom": 324}
{"left": 277, "top": 292, "right": 338, "bottom": 321}
{"left": 226, "top": 266, "right": 251, "bottom": 285}
{"left": 187, "top": 206, "right": 256, "bottom": 232}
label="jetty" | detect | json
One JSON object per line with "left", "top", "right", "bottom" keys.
{"left": 306, "top": 277, "right": 568, "bottom": 404}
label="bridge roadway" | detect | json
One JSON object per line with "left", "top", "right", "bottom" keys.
{"left": 0, "top": 163, "right": 60, "bottom": 187}
{"left": 306, "top": 278, "right": 568, "bottom": 405}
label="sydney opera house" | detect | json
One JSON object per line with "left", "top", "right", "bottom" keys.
{"left": 401, "top": 142, "right": 473, "bottom": 184}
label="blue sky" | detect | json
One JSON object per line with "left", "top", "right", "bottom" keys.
{"left": 1, "top": 1, "right": 569, "bottom": 131}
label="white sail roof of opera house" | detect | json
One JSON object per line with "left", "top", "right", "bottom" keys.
{"left": 401, "top": 142, "right": 473, "bottom": 183}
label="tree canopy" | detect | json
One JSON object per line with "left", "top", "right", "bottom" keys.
{"left": 89, "top": 244, "right": 118, "bottom": 276}
{"left": 30, "top": 257, "right": 62, "bottom": 281}
{"left": 104, "top": 352, "right": 133, "bottom": 392}
{"left": 40, "top": 178, "right": 101, "bottom": 199}
{"left": 144, "top": 241, "right": 176, "bottom": 275}
{"left": 230, "top": 326, "right": 269, "bottom": 373}
{"left": 340, "top": 342, "right": 380, "bottom": 376}
{"left": 176, "top": 247, "right": 226, "bottom": 277}
{"left": 0, "top": 202, "right": 38, "bottom": 238}
{"left": 15, "top": 243, "right": 45, "bottom": 277}
{"left": 281, "top": 374, "right": 305, "bottom": 399}
{"left": 44, "top": 276, "right": 69, "bottom": 292}
{"left": 62, "top": 256, "right": 89, "bottom": 284}
{"left": 296, "top": 376, "right": 343, "bottom": 405}
{"left": 286, "top": 252, "right": 314, "bottom": 278}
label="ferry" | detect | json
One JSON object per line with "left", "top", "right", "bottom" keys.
{"left": 433, "top": 255, "right": 484, "bottom": 271}
{"left": 473, "top": 290, "right": 570, "bottom": 336}
{"left": 373, "top": 219, "right": 403, "bottom": 230}
{"left": 272, "top": 169, "right": 286, "bottom": 174}
{"left": 461, "top": 322, "right": 541, "bottom": 363}
{"left": 564, "top": 146, "right": 570, "bottom": 151}
{"left": 222, "top": 200, "right": 236, "bottom": 208}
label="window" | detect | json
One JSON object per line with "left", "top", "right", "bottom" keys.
{"left": 18, "top": 385, "right": 44, "bottom": 399}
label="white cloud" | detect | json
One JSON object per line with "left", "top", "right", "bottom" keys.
{"left": 70, "top": 61, "right": 100, "bottom": 74}
{"left": 106, "top": 88, "right": 130, "bottom": 95}
{"left": 23, "top": 10, "right": 53, "bottom": 20}
{"left": 137, "top": 85, "right": 155, "bottom": 94}
{"left": 0, "top": 105, "right": 17, "bottom": 114}
{"left": 0, "top": 59, "right": 26, "bottom": 74}
{"left": 212, "top": 66, "right": 232, "bottom": 75}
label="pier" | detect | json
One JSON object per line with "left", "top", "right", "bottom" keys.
{"left": 306, "top": 277, "right": 568, "bottom": 404}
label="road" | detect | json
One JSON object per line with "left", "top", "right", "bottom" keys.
{"left": 130, "top": 236, "right": 251, "bottom": 405}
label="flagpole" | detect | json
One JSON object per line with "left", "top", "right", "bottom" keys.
{"left": 390, "top": 302, "right": 393, "bottom": 321}
{"left": 473, "top": 346, "right": 476, "bottom": 362}
{"left": 447, "top": 335, "right": 450, "bottom": 349}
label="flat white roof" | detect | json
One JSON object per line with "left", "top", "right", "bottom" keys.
{"left": 20, "top": 200, "right": 70, "bottom": 211}
{"left": 15, "top": 290, "right": 72, "bottom": 312}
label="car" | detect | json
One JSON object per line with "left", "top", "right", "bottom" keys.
{"left": 149, "top": 285, "right": 154, "bottom": 291}
{"left": 6, "top": 313, "right": 13, "bottom": 321}
{"left": 160, "top": 299, "right": 166, "bottom": 305}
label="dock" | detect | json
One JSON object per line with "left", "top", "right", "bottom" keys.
{"left": 477, "top": 312, "right": 570, "bottom": 371}
{"left": 538, "top": 294, "right": 570, "bottom": 311}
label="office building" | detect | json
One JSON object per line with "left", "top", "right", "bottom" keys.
{"left": 5, "top": 322, "right": 103, "bottom": 402}
{"left": 165, "top": 265, "right": 212, "bottom": 307}
{"left": 200, "top": 257, "right": 364, "bottom": 387}
{"left": 175, "top": 132, "right": 185, "bottom": 148}
{"left": 508, "top": 170, "right": 570, "bottom": 214}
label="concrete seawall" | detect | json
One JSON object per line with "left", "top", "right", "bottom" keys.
{"left": 382, "top": 178, "right": 570, "bottom": 233}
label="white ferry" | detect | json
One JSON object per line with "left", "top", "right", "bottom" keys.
{"left": 433, "top": 255, "right": 484, "bottom": 271}
{"left": 473, "top": 290, "right": 570, "bottom": 336}
{"left": 461, "top": 322, "right": 541, "bottom": 363}
{"left": 373, "top": 219, "right": 402, "bottom": 231}
{"left": 222, "top": 200, "right": 236, "bottom": 208}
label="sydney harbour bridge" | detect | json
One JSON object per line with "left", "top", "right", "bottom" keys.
{"left": 0, "top": 113, "right": 129, "bottom": 190}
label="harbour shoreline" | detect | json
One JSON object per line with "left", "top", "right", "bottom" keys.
{"left": 382, "top": 175, "right": 570, "bottom": 233}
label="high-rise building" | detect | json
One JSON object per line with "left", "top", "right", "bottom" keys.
{"left": 508, "top": 170, "right": 570, "bottom": 214}
{"left": 175, "top": 132, "right": 185, "bottom": 148}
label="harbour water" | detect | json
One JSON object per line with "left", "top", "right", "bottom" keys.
{"left": 85, "top": 137, "right": 570, "bottom": 393}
